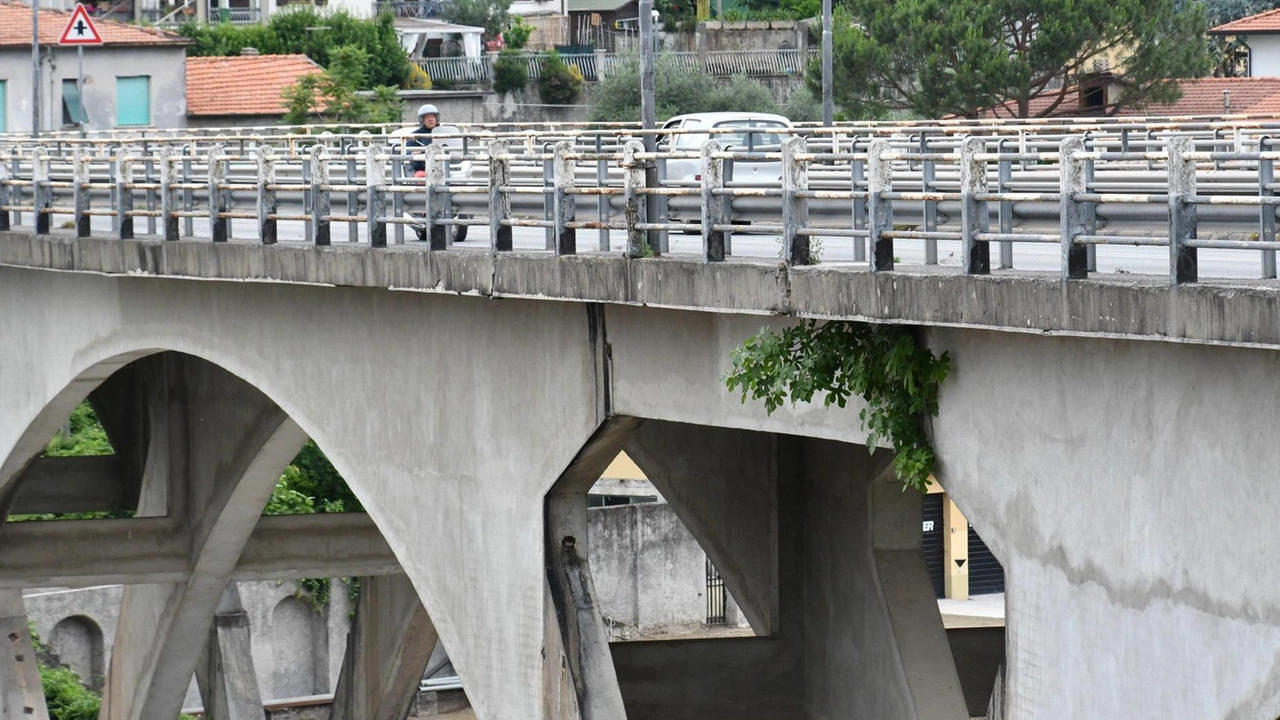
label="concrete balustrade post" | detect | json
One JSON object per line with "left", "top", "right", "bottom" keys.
{"left": 852, "top": 144, "right": 866, "bottom": 262}
{"left": 73, "top": 149, "right": 91, "bottom": 238}
{"left": 209, "top": 144, "right": 228, "bottom": 243}
{"left": 553, "top": 140, "right": 577, "bottom": 255}
{"left": 116, "top": 153, "right": 134, "bottom": 240}
{"left": 997, "top": 139, "right": 1013, "bottom": 269}
{"left": 623, "top": 140, "right": 647, "bottom": 257}
{"left": 1260, "top": 137, "right": 1276, "bottom": 279}
{"left": 959, "top": 136, "right": 989, "bottom": 275}
{"left": 182, "top": 147, "right": 194, "bottom": 238}
{"left": 310, "top": 145, "right": 331, "bottom": 247}
{"left": 701, "top": 140, "right": 726, "bottom": 261}
{"left": 867, "top": 139, "right": 892, "bottom": 271}
{"left": 158, "top": 147, "right": 179, "bottom": 242}
{"left": 424, "top": 144, "right": 448, "bottom": 249}
{"left": 33, "top": 150, "right": 50, "bottom": 236}
{"left": 1168, "top": 135, "right": 1198, "bottom": 285}
{"left": 782, "top": 135, "right": 810, "bottom": 265}
{"left": 256, "top": 145, "right": 277, "bottom": 245}
{"left": 0, "top": 150, "right": 10, "bottom": 232}
{"left": 488, "top": 140, "right": 512, "bottom": 252}
{"left": 366, "top": 146, "right": 387, "bottom": 248}
{"left": 1059, "top": 137, "right": 1088, "bottom": 280}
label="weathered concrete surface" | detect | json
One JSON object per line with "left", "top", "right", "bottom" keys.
{"left": 9, "top": 231, "right": 1280, "bottom": 349}
{"left": 928, "top": 327, "right": 1280, "bottom": 720}
{"left": 0, "top": 590, "right": 50, "bottom": 720}
{"left": 946, "top": 627, "right": 1004, "bottom": 717}
{"left": 0, "top": 266, "right": 606, "bottom": 719}
{"left": 0, "top": 513, "right": 400, "bottom": 587}
{"left": 331, "top": 574, "right": 438, "bottom": 720}
{"left": 9, "top": 455, "right": 136, "bottom": 514}
{"left": 196, "top": 587, "right": 266, "bottom": 720}
{"left": 102, "top": 357, "right": 309, "bottom": 720}
{"left": 624, "top": 421, "right": 778, "bottom": 635}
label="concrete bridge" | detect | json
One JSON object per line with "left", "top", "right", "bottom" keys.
{"left": 4, "top": 121, "right": 1280, "bottom": 720}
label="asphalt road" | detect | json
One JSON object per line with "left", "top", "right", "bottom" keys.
{"left": 42, "top": 212, "right": 1275, "bottom": 283}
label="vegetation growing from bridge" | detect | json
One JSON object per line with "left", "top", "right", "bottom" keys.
{"left": 725, "top": 321, "right": 949, "bottom": 492}
{"left": 809, "top": 0, "right": 1211, "bottom": 118}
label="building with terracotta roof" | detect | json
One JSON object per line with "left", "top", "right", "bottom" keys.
{"left": 0, "top": 1, "right": 189, "bottom": 133}
{"left": 1211, "top": 8, "right": 1280, "bottom": 78}
{"left": 185, "top": 53, "right": 322, "bottom": 126}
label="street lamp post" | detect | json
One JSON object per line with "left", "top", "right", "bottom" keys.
{"left": 821, "top": 0, "right": 832, "bottom": 127}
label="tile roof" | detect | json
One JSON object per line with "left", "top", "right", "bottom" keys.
{"left": 0, "top": 2, "right": 187, "bottom": 47}
{"left": 1118, "top": 77, "right": 1280, "bottom": 116}
{"left": 1211, "top": 7, "right": 1280, "bottom": 35}
{"left": 186, "top": 54, "right": 322, "bottom": 116}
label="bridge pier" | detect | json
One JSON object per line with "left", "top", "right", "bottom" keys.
{"left": 99, "top": 355, "right": 307, "bottom": 720}
{"left": 0, "top": 590, "right": 49, "bottom": 720}
{"left": 330, "top": 574, "right": 439, "bottom": 720}
{"left": 195, "top": 585, "right": 265, "bottom": 720}
{"left": 617, "top": 422, "right": 967, "bottom": 720}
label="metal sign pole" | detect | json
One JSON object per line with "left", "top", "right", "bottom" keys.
{"left": 822, "top": 0, "right": 832, "bottom": 127}
{"left": 78, "top": 45, "right": 84, "bottom": 135}
{"left": 32, "top": 0, "right": 40, "bottom": 137}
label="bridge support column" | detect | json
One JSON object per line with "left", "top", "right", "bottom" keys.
{"left": 330, "top": 574, "right": 439, "bottom": 720}
{"left": 615, "top": 426, "right": 967, "bottom": 720}
{"left": 101, "top": 355, "right": 308, "bottom": 720}
{"left": 0, "top": 590, "right": 49, "bottom": 720}
{"left": 195, "top": 585, "right": 264, "bottom": 720}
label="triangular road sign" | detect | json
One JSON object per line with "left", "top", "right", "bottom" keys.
{"left": 59, "top": 4, "right": 104, "bottom": 46}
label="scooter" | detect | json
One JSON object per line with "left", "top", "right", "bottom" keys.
{"left": 405, "top": 211, "right": 469, "bottom": 244}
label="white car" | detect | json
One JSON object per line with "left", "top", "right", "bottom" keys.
{"left": 659, "top": 112, "right": 794, "bottom": 186}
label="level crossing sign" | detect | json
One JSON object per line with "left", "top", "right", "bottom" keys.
{"left": 59, "top": 4, "right": 103, "bottom": 46}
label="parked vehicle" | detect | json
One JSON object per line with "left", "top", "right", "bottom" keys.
{"left": 659, "top": 112, "right": 794, "bottom": 186}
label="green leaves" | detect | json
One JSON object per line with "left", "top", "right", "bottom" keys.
{"left": 811, "top": 0, "right": 1212, "bottom": 118}
{"left": 725, "top": 320, "right": 950, "bottom": 492}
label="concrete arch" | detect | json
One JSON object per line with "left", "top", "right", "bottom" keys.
{"left": 50, "top": 615, "right": 105, "bottom": 690}
{"left": 271, "top": 596, "right": 319, "bottom": 699}
{"left": 0, "top": 267, "right": 608, "bottom": 719}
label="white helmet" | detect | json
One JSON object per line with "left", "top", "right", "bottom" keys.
{"left": 417, "top": 104, "right": 440, "bottom": 119}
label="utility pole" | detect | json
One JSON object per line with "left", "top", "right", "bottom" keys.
{"left": 639, "top": 0, "right": 659, "bottom": 254}
{"left": 32, "top": 0, "right": 40, "bottom": 137}
{"left": 821, "top": 0, "right": 832, "bottom": 127}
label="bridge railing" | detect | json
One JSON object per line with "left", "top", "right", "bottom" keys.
{"left": 5, "top": 123, "right": 1280, "bottom": 284}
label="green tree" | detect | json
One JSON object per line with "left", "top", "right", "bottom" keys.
{"left": 442, "top": 0, "right": 512, "bottom": 39}
{"left": 504, "top": 16, "right": 534, "bottom": 49}
{"left": 591, "top": 55, "right": 785, "bottom": 121}
{"left": 179, "top": 8, "right": 412, "bottom": 89}
{"left": 537, "top": 51, "right": 584, "bottom": 105}
{"left": 493, "top": 49, "right": 530, "bottom": 94}
{"left": 283, "top": 45, "right": 404, "bottom": 124}
{"left": 813, "top": 0, "right": 1212, "bottom": 119}
{"left": 1201, "top": 0, "right": 1280, "bottom": 75}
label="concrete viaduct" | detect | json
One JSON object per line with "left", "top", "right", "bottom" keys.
{"left": 2, "top": 228, "right": 1280, "bottom": 720}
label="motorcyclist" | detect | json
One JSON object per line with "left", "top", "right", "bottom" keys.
{"left": 407, "top": 104, "right": 439, "bottom": 177}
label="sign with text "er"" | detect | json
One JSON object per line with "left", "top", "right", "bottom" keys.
{"left": 59, "top": 4, "right": 104, "bottom": 46}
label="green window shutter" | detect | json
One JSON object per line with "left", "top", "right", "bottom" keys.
{"left": 116, "top": 76, "right": 150, "bottom": 127}
{"left": 62, "top": 79, "right": 88, "bottom": 125}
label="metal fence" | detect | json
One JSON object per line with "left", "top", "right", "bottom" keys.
{"left": 706, "top": 558, "right": 726, "bottom": 625}
{"left": 7, "top": 121, "right": 1280, "bottom": 285}
{"left": 419, "top": 48, "right": 812, "bottom": 85}
{"left": 663, "top": 49, "right": 818, "bottom": 76}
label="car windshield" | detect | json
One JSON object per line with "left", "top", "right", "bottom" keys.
{"left": 673, "top": 119, "right": 788, "bottom": 150}
{"left": 712, "top": 120, "right": 786, "bottom": 150}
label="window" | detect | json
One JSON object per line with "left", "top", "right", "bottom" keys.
{"left": 62, "top": 79, "right": 87, "bottom": 126}
{"left": 0, "top": 80, "right": 6, "bottom": 132}
{"left": 115, "top": 76, "right": 150, "bottom": 127}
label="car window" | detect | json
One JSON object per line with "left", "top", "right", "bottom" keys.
{"left": 674, "top": 119, "right": 706, "bottom": 149}
{"left": 712, "top": 120, "right": 787, "bottom": 150}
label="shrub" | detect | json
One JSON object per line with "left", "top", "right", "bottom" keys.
{"left": 405, "top": 63, "right": 433, "bottom": 90}
{"left": 41, "top": 665, "right": 100, "bottom": 720}
{"left": 537, "top": 51, "right": 583, "bottom": 105}
{"left": 590, "top": 55, "right": 782, "bottom": 121}
{"left": 493, "top": 49, "right": 529, "bottom": 94}
{"left": 505, "top": 16, "right": 533, "bottom": 50}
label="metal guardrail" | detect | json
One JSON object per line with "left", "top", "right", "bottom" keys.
{"left": 6, "top": 122, "right": 1280, "bottom": 285}
{"left": 375, "top": 0, "right": 452, "bottom": 17}
{"left": 417, "top": 53, "right": 599, "bottom": 85}
{"left": 663, "top": 49, "right": 819, "bottom": 76}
